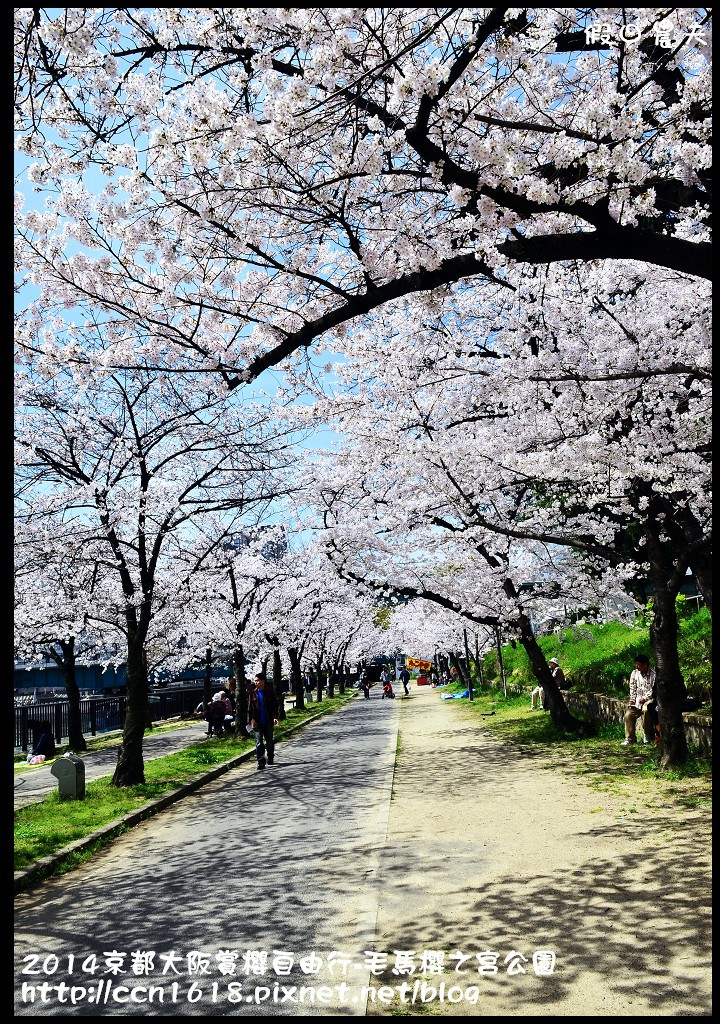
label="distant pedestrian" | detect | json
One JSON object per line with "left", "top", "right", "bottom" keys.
{"left": 622, "top": 655, "right": 656, "bottom": 745}
{"left": 248, "top": 673, "right": 279, "bottom": 770}
{"left": 399, "top": 666, "right": 411, "bottom": 695}
{"left": 222, "top": 679, "right": 236, "bottom": 713}
{"left": 360, "top": 670, "right": 370, "bottom": 699}
{"left": 219, "top": 689, "right": 234, "bottom": 730}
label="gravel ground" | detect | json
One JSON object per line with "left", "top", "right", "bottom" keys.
{"left": 368, "top": 686, "right": 711, "bottom": 1017}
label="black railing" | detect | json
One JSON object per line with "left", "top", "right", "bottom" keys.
{"left": 14, "top": 687, "right": 206, "bottom": 751}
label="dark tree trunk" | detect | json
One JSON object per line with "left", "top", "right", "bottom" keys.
{"left": 673, "top": 505, "right": 712, "bottom": 616}
{"left": 494, "top": 626, "right": 507, "bottom": 697}
{"left": 448, "top": 650, "right": 469, "bottom": 687}
{"left": 112, "top": 623, "right": 149, "bottom": 786}
{"left": 54, "top": 637, "right": 87, "bottom": 752}
{"left": 463, "top": 628, "right": 474, "bottom": 700}
{"left": 288, "top": 648, "right": 304, "bottom": 711}
{"left": 316, "top": 663, "right": 323, "bottom": 703}
{"left": 328, "top": 664, "right": 336, "bottom": 699}
{"left": 517, "top": 613, "right": 582, "bottom": 732}
{"left": 233, "top": 646, "right": 250, "bottom": 738}
{"left": 273, "top": 648, "right": 285, "bottom": 721}
{"left": 646, "top": 526, "right": 690, "bottom": 768}
{"left": 338, "top": 663, "right": 346, "bottom": 694}
{"left": 687, "top": 541, "right": 712, "bottom": 617}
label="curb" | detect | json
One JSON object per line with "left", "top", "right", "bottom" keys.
{"left": 15, "top": 694, "right": 357, "bottom": 895}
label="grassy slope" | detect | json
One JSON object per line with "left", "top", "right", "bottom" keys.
{"left": 480, "top": 603, "right": 711, "bottom": 704}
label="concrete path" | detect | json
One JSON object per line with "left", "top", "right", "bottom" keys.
{"left": 15, "top": 690, "right": 399, "bottom": 1016}
{"left": 14, "top": 687, "right": 711, "bottom": 1016}
{"left": 13, "top": 720, "right": 211, "bottom": 809}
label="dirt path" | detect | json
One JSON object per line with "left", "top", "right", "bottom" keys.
{"left": 369, "top": 686, "right": 711, "bottom": 1017}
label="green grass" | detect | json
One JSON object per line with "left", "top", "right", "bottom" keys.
{"left": 15, "top": 690, "right": 355, "bottom": 873}
{"left": 14, "top": 715, "right": 226, "bottom": 770}
{"left": 444, "top": 683, "right": 712, "bottom": 787}
{"left": 479, "top": 603, "right": 711, "bottom": 702}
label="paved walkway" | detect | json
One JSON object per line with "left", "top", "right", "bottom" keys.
{"left": 14, "top": 687, "right": 711, "bottom": 1016}
{"left": 14, "top": 720, "right": 211, "bottom": 809}
{"left": 14, "top": 696, "right": 302, "bottom": 809}
{"left": 15, "top": 690, "right": 399, "bottom": 1016}
{"left": 369, "top": 688, "right": 712, "bottom": 1016}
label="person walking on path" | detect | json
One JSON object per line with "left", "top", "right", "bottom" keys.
{"left": 360, "top": 669, "right": 370, "bottom": 699}
{"left": 248, "top": 673, "right": 279, "bottom": 770}
{"left": 623, "top": 654, "right": 656, "bottom": 745}
{"left": 399, "top": 666, "right": 411, "bottom": 695}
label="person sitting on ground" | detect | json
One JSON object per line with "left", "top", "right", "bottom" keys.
{"left": 28, "top": 720, "right": 57, "bottom": 761}
{"left": 530, "top": 657, "right": 565, "bottom": 710}
{"left": 206, "top": 692, "right": 227, "bottom": 738}
{"left": 623, "top": 654, "right": 656, "bottom": 746}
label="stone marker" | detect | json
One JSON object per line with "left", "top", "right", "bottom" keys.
{"left": 50, "top": 752, "right": 86, "bottom": 800}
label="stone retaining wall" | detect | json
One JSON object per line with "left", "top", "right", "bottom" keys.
{"left": 478, "top": 681, "right": 712, "bottom": 753}
{"left": 562, "top": 689, "right": 712, "bottom": 754}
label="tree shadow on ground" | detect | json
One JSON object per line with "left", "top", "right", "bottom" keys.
{"left": 14, "top": 695, "right": 400, "bottom": 1017}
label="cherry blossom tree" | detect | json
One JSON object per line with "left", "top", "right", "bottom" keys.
{"left": 14, "top": 521, "right": 123, "bottom": 751}
{"left": 14, "top": 9, "right": 712, "bottom": 768}
{"left": 15, "top": 364, "right": 296, "bottom": 783}
{"left": 165, "top": 528, "right": 293, "bottom": 734}
{"left": 297, "top": 258, "right": 710, "bottom": 762}
{"left": 15, "top": 8, "right": 710, "bottom": 391}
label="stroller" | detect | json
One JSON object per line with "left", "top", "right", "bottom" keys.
{"left": 381, "top": 681, "right": 395, "bottom": 699}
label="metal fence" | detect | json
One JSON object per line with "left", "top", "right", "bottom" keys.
{"left": 14, "top": 687, "right": 206, "bottom": 752}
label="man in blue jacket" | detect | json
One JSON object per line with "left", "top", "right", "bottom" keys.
{"left": 248, "top": 673, "right": 279, "bottom": 770}
{"left": 399, "top": 666, "right": 411, "bottom": 695}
